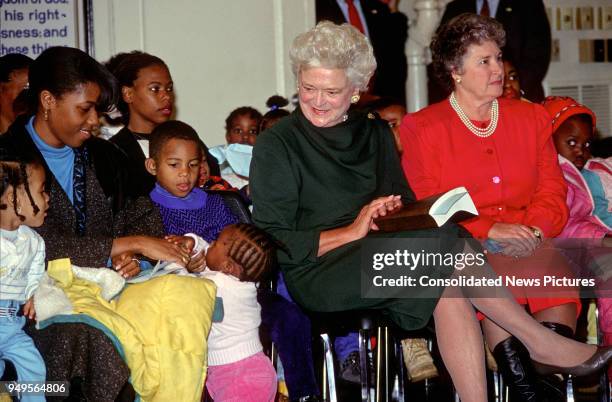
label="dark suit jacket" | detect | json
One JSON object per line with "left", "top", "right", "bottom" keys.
{"left": 109, "top": 126, "right": 221, "bottom": 198}
{"left": 430, "top": 0, "right": 551, "bottom": 103}
{"left": 316, "top": 0, "right": 408, "bottom": 104}
{"left": 110, "top": 126, "right": 156, "bottom": 199}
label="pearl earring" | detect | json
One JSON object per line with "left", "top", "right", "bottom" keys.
{"left": 350, "top": 94, "right": 360, "bottom": 104}
{"left": 43, "top": 109, "right": 49, "bottom": 121}
{"left": 455, "top": 77, "right": 462, "bottom": 84}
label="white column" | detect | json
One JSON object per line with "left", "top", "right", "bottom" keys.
{"left": 273, "top": 0, "right": 316, "bottom": 100}
{"left": 402, "top": 0, "right": 445, "bottom": 112}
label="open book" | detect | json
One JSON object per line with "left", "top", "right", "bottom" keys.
{"left": 374, "top": 187, "right": 478, "bottom": 232}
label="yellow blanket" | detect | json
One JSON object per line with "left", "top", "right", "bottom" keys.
{"left": 47, "top": 259, "right": 216, "bottom": 402}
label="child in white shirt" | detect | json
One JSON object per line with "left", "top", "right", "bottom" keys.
{"left": 0, "top": 147, "right": 49, "bottom": 401}
{"left": 168, "top": 223, "right": 277, "bottom": 402}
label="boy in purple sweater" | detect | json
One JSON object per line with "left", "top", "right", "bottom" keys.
{"left": 145, "top": 120, "right": 236, "bottom": 254}
{"left": 145, "top": 120, "right": 320, "bottom": 402}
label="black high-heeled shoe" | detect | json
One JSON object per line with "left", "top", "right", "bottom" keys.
{"left": 532, "top": 346, "right": 612, "bottom": 377}
{"left": 493, "top": 336, "right": 539, "bottom": 401}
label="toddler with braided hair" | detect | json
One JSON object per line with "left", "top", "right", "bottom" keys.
{"left": 0, "top": 144, "right": 48, "bottom": 400}
{"left": 167, "top": 223, "right": 278, "bottom": 402}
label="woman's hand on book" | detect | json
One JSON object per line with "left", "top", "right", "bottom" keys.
{"left": 351, "top": 195, "right": 402, "bottom": 237}
{"left": 318, "top": 195, "right": 402, "bottom": 257}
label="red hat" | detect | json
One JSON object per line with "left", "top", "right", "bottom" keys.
{"left": 541, "top": 96, "right": 596, "bottom": 134}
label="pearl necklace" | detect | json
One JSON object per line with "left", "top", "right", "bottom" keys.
{"left": 449, "top": 92, "right": 499, "bottom": 138}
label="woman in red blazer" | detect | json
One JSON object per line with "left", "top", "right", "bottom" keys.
{"left": 401, "top": 13, "right": 578, "bottom": 401}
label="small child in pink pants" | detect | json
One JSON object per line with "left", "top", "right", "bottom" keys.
{"left": 169, "top": 223, "right": 278, "bottom": 401}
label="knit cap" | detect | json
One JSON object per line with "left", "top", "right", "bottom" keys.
{"left": 541, "top": 96, "right": 596, "bottom": 134}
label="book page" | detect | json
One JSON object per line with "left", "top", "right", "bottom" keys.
{"left": 432, "top": 192, "right": 467, "bottom": 215}
{"left": 430, "top": 187, "right": 478, "bottom": 226}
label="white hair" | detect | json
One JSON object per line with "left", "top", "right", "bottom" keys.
{"left": 289, "top": 21, "right": 377, "bottom": 91}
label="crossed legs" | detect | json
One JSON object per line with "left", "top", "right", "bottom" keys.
{"left": 433, "top": 290, "right": 595, "bottom": 402}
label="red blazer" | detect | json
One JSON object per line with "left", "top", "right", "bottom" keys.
{"left": 400, "top": 98, "right": 568, "bottom": 239}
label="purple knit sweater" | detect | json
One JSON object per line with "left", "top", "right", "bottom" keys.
{"left": 150, "top": 184, "right": 237, "bottom": 242}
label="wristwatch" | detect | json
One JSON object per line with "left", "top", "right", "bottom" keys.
{"left": 530, "top": 227, "right": 543, "bottom": 242}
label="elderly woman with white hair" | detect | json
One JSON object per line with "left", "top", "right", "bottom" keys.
{"left": 250, "top": 21, "right": 612, "bottom": 402}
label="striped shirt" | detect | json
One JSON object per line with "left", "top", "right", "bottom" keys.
{"left": 0, "top": 226, "right": 45, "bottom": 301}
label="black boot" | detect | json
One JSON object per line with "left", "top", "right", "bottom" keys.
{"left": 493, "top": 337, "right": 539, "bottom": 401}
{"left": 537, "top": 322, "right": 575, "bottom": 402}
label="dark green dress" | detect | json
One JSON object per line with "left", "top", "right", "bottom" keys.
{"left": 251, "top": 107, "right": 453, "bottom": 330}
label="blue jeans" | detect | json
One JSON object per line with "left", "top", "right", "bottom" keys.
{"left": 0, "top": 300, "right": 46, "bottom": 402}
